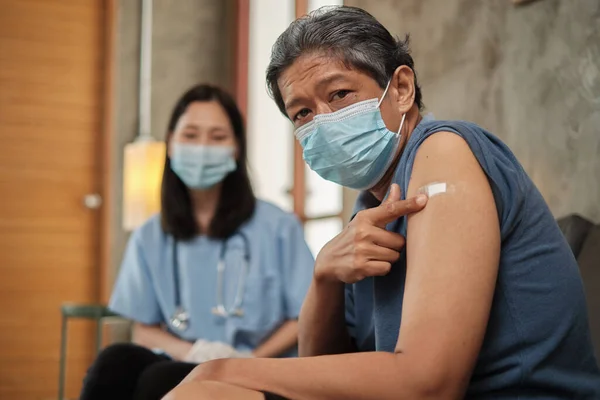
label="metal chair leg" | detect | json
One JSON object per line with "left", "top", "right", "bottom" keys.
{"left": 58, "top": 314, "right": 68, "bottom": 400}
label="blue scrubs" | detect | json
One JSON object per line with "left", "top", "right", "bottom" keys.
{"left": 109, "top": 200, "right": 315, "bottom": 354}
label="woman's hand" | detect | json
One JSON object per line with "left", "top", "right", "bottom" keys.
{"left": 132, "top": 323, "right": 193, "bottom": 361}
{"left": 184, "top": 340, "right": 253, "bottom": 363}
{"left": 315, "top": 184, "right": 427, "bottom": 284}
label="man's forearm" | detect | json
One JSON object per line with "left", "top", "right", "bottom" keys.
{"left": 298, "top": 279, "right": 355, "bottom": 356}
{"left": 184, "top": 352, "right": 461, "bottom": 400}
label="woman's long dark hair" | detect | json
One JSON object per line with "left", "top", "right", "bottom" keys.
{"left": 160, "top": 84, "right": 256, "bottom": 240}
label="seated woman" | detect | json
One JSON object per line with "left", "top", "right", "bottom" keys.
{"left": 165, "top": 6, "right": 600, "bottom": 400}
{"left": 79, "top": 84, "right": 314, "bottom": 400}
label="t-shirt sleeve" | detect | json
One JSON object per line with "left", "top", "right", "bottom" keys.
{"left": 344, "top": 283, "right": 357, "bottom": 340}
{"left": 109, "top": 229, "right": 163, "bottom": 325}
{"left": 278, "top": 214, "right": 315, "bottom": 320}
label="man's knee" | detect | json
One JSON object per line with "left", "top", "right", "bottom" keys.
{"left": 163, "top": 381, "right": 223, "bottom": 400}
{"left": 163, "top": 381, "right": 265, "bottom": 400}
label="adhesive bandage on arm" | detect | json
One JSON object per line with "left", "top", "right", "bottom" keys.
{"left": 417, "top": 182, "right": 454, "bottom": 198}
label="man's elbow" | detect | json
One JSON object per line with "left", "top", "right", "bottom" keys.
{"left": 399, "top": 356, "right": 469, "bottom": 400}
{"left": 412, "top": 380, "right": 466, "bottom": 400}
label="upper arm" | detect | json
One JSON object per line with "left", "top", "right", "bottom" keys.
{"left": 398, "top": 132, "right": 501, "bottom": 392}
{"left": 109, "top": 230, "right": 163, "bottom": 324}
{"left": 279, "top": 215, "right": 315, "bottom": 319}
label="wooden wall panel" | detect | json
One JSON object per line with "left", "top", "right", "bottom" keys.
{"left": 0, "top": 0, "right": 107, "bottom": 398}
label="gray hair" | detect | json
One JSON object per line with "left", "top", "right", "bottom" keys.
{"left": 266, "top": 5, "right": 423, "bottom": 116}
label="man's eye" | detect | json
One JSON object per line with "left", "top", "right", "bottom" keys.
{"left": 294, "top": 108, "right": 311, "bottom": 121}
{"left": 333, "top": 90, "right": 351, "bottom": 100}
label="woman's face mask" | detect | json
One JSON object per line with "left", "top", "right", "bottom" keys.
{"left": 170, "top": 144, "right": 236, "bottom": 190}
{"left": 168, "top": 101, "right": 238, "bottom": 190}
{"left": 294, "top": 80, "right": 405, "bottom": 190}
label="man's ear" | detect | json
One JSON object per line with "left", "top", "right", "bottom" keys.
{"left": 391, "top": 65, "right": 416, "bottom": 114}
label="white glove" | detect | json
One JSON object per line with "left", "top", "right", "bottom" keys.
{"left": 183, "top": 339, "right": 254, "bottom": 363}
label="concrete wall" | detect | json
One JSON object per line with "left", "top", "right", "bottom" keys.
{"left": 106, "top": 0, "right": 235, "bottom": 288}
{"left": 347, "top": 0, "right": 600, "bottom": 222}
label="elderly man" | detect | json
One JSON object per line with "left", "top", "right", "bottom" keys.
{"left": 165, "top": 6, "right": 600, "bottom": 400}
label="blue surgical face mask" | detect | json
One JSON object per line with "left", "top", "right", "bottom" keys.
{"left": 170, "top": 143, "right": 237, "bottom": 190}
{"left": 294, "top": 81, "right": 405, "bottom": 190}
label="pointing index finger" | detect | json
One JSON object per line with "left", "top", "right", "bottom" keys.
{"left": 361, "top": 191, "right": 428, "bottom": 228}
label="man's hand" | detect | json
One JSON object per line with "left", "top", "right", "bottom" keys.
{"left": 314, "top": 184, "right": 427, "bottom": 284}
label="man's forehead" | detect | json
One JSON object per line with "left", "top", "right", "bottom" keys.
{"left": 279, "top": 57, "right": 366, "bottom": 103}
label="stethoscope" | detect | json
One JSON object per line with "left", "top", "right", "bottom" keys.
{"left": 170, "top": 232, "right": 251, "bottom": 331}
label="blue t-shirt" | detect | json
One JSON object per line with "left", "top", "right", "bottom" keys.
{"left": 110, "top": 200, "right": 314, "bottom": 355}
{"left": 349, "top": 119, "right": 600, "bottom": 398}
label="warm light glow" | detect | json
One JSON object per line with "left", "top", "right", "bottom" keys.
{"left": 122, "top": 139, "right": 166, "bottom": 231}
